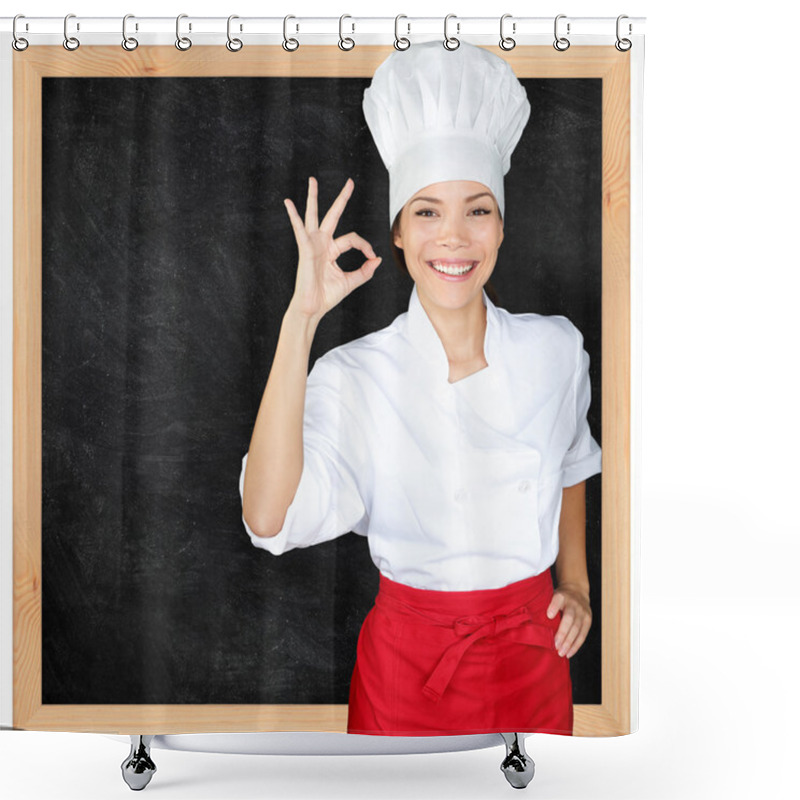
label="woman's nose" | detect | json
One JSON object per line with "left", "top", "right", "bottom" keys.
{"left": 436, "top": 217, "right": 468, "bottom": 248}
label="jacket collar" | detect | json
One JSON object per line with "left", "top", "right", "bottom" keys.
{"left": 404, "top": 284, "right": 499, "bottom": 382}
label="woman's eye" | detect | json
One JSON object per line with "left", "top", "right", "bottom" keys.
{"left": 415, "top": 209, "right": 436, "bottom": 217}
{"left": 471, "top": 207, "right": 491, "bottom": 216}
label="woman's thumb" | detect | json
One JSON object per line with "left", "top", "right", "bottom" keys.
{"left": 546, "top": 593, "right": 564, "bottom": 620}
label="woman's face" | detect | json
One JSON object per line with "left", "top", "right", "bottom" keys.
{"left": 394, "top": 180, "right": 504, "bottom": 313}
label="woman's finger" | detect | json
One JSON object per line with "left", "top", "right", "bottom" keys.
{"left": 333, "top": 231, "right": 377, "bottom": 261}
{"left": 554, "top": 608, "right": 575, "bottom": 655}
{"left": 341, "top": 256, "right": 383, "bottom": 295}
{"left": 283, "top": 198, "right": 308, "bottom": 244}
{"left": 546, "top": 592, "right": 565, "bottom": 620}
{"left": 557, "top": 601, "right": 591, "bottom": 658}
{"left": 320, "top": 178, "right": 354, "bottom": 233}
{"left": 558, "top": 616, "right": 581, "bottom": 658}
{"left": 564, "top": 617, "right": 592, "bottom": 658}
{"left": 305, "top": 176, "right": 319, "bottom": 231}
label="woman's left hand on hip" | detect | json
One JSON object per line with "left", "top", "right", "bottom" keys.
{"left": 547, "top": 584, "right": 592, "bottom": 659}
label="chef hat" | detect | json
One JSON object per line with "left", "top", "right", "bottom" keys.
{"left": 363, "top": 41, "right": 531, "bottom": 228}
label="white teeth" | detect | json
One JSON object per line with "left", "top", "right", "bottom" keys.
{"left": 429, "top": 261, "right": 476, "bottom": 276}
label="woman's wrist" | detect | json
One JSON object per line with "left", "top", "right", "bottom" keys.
{"left": 554, "top": 577, "right": 590, "bottom": 600}
{"left": 282, "top": 301, "right": 322, "bottom": 345}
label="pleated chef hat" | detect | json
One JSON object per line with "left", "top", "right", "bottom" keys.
{"left": 363, "top": 41, "right": 531, "bottom": 228}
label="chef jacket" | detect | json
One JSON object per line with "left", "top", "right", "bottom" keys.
{"left": 240, "top": 285, "right": 601, "bottom": 592}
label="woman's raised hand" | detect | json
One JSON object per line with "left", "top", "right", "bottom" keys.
{"left": 284, "top": 177, "right": 382, "bottom": 322}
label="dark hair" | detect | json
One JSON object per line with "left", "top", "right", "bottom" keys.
{"left": 389, "top": 212, "right": 501, "bottom": 307}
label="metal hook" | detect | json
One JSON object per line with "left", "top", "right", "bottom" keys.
{"left": 283, "top": 15, "right": 299, "bottom": 51}
{"left": 226, "top": 15, "right": 243, "bottom": 51}
{"left": 553, "top": 14, "right": 570, "bottom": 51}
{"left": 443, "top": 13, "right": 460, "bottom": 51}
{"left": 394, "top": 14, "right": 410, "bottom": 51}
{"left": 615, "top": 15, "right": 632, "bottom": 52}
{"left": 338, "top": 14, "right": 355, "bottom": 51}
{"left": 175, "top": 13, "right": 192, "bottom": 50}
{"left": 12, "top": 14, "right": 29, "bottom": 51}
{"left": 63, "top": 13, "right": 80, "bottom": 51}
{"left": 122, "top": 14, "right": 139, "bottom": 51}
{"left": 499, "top": 13, "right": 516, "bottom": 51}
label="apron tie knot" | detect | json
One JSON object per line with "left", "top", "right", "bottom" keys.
{"left": 422, "top": 608, "right": 555, "bottom": 702}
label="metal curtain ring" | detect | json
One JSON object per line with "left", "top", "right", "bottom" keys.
{"left": 394, "top": 14, "right": 410, "bottom": 50}
{"left": 226, "top": 15, "right": 243, "bottom": 51}
{"left": 443, "top": 13, "right": 460, "bottom": 51}
{"left": 63, "top": 13, "right": 80, "bottom": 50}
{"left": 338, "top": 14, "right": 355, "bottom": 51}
{"left": 12, "top": 14, "right": 29, "bottom": 51}
{"left": 615, "top": 15, "right": 632, "bottom": 51}
{"left": 175, "top": 14, "right": 192, "bottom": 50}
{"left": 553, "top": 14, "right": 570, "bottom": 51}
{"left": 122, "top": 14, "right": 139, "bottom": 51}
{"left": 499, "top": 13, "right": 516, "bottom": 51}
{"left": 283, "top": 15, "right": 299, "bottom": 51}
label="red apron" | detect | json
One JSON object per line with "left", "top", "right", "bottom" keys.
{"left": 347, "top": 570, "right": 573, "bottom": 736}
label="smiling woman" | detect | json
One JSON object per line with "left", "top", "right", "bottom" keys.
{"left": 391, "top": 180, "right": 505, "bottom": 380}
{"left": 398, "top": 183, "right": 503, "bottom": 285}
{"left": 239, "top": 40, "right": 602, "bottom": 738}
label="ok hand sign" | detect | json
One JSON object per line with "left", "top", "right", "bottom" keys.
{"left": 284, "top": 177, "right": 382, "bottom": 323}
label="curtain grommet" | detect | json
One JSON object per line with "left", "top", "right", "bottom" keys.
{"left": 63, "top": 13, "right": 80, "bottom": 51}
{"left": 282, "top": 15, "right": 299, "bottom": 51}
{"left": 338, "top": 14, "right": 355, "bottom": 51}
{"left": 226, "top": 15, "right": 243, "bottom": 52}
{"left": 394, "top": 14, "right": 410, "bottom": 51}
{"left": 175, "top": 13, "right": 192, "bottom": 50}
{"left": 553, "top": 14, "right": 570, "bottom": 51}
{"left": 12, "top": 14, "right": 29, "bottom": 51}
{"left": 443, "top": 14, "right": 460, "bottom": 51}
{"left": 122, "top": 14, "right": 139, "bottom": 51}
{"left": 615, "top": 15, "right": 632, "bottom": 51}
{"left": 499, "top": 14, "right": 516, "bottom": 51}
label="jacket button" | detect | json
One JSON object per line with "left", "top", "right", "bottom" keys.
{"left": 454, "top": 489, "right": 467, "bottom": 502}
{"left": 518, "top": 480, "right": 531, "bottom": 493}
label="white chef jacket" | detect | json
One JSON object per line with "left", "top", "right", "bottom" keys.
{"left": 239, "top": 285, "right": 601, "bottom": 592}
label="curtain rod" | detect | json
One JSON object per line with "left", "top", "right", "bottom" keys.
{"left": 5, "top": 15, "right": 645, "bottom": 52}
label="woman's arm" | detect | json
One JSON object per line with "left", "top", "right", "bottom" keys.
{"left": 546, "top": 480, "right": 592, "bottom": 658}
{"left": 241, "top": 177, "right": 382, "bottom": 538}
{"left": 241, "top": 307, "right": 318, "bottom": 538}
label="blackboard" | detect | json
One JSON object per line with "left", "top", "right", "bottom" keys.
{"left": 40, "top": 74, "right": 602, "bottom": 708}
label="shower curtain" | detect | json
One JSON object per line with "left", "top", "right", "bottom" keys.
{"left": 4, "top": 20, "right": 638, "bottom": 739}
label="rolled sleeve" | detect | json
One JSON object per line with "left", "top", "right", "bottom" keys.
{"left": 238, "top": 355, "right": 367, "bottom": 555}
{"left": 561, "top": 329, "right": 602, "bottom": 488}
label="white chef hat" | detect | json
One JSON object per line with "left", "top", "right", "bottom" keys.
{"left": 362, "top": 41, "right": 531, "bottom": 228}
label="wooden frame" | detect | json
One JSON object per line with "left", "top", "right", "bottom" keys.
{"left": 13, "top": 45, "right": 630, "bottom": 735}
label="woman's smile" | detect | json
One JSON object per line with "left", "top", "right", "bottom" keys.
{"left": 427, "top": 259, "right": 479, "bottom": 280}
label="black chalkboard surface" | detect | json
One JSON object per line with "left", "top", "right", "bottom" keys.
{"left": 41, "top": 76, "right": 602, "bottom": 706}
